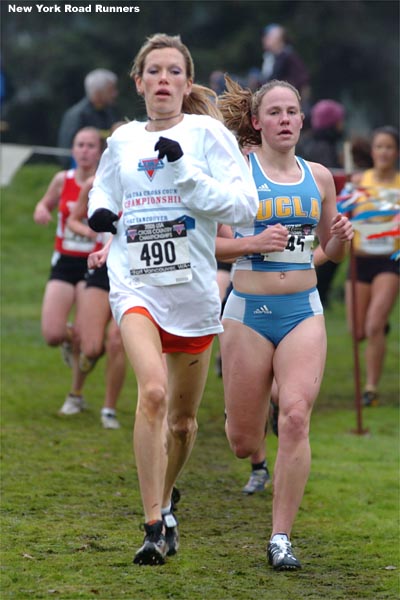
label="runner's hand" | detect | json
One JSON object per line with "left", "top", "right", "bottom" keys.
{"left": 155, "top": 137, "right": 183, "bottom": 162}
{"left": 88, "top": 209, "right": 119, "bottom": 234}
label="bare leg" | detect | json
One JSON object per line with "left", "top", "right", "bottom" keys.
{"left": 162, "top": 345, "right": 212, "bottom": 507}
{"left": 103, "top": 319, "right": 126, "bottom": 411}
{"left": 120, "top": 313, "right": 168, "bottom": 523}
{"left": 364, "top": 273, "right": 399, "bottom": 389}
{"left": 220, "top": 319, "right": 274, "bottom": 459}
{"left": 272, "top": 315, "right": 326, "bottom": 537}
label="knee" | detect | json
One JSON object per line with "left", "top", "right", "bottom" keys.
{"left": 168, "top": 414, "right": 198, "bottom": 443}
{"left": 42, "top": 325, "right": 68, "bottom": 347}
{"left": 43, "top": 331, "right": 63, "bottom": 347}
{"left": 279, "top": 405, "right": 310, "bottom": 445}
{"left": 83, "top": 341, "right": 104, "bottom": 359}
{"left": 139, "top": 383, "right": 167, "bottom": 421}
{"left": 365, "top": 318, "right": 385, "bottom": 339}
{"left": 347, "top": 324, "right": 365, "bottom": 342}
{"left": 227, "top": 429, "right": 257, "bottom": 459}
{"left": 105, "top": 329, "right": 124, "bottom": 357}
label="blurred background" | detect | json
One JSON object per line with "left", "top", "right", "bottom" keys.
{"left": 1, "top": 0, "right": 398, "bottom": 147}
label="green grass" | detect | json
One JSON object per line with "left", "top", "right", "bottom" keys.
{"left": 1, "top": 165, "right": 399, "bottom": 599}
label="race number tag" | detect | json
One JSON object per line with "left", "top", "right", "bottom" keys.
{"left": 127, "top": 218, "right": 192, "bottom": 286}
{"left": 262, "top": 224, "right": 315, "bottom": 264}
{"left": 62, "top": 225, "right": 98, "bottom": 253}
{"left": 359, "top": 232, "right": 395, "bottom": 255}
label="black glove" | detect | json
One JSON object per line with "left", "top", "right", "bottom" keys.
{"left": 155, "top": 137, "right": 183, "bottom": 162}
{"left": 88, "top": 208, "right": 119, "bottom": 234}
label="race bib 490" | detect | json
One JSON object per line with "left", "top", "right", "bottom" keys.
{"left": 127, "top": 218, "right": 192, "bottom": 286}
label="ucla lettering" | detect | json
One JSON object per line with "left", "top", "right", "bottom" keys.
{"left": 257, "top": 196, "right": 320, "bottom": 221}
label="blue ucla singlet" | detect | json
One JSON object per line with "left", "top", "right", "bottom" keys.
{"left": 234, "top": 153, "right": 322, "bottom": 272}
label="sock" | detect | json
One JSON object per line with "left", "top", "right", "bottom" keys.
{"left": 364, "top": 385, "right": 376, "bottom": 393}
{"left": 252, "top": 460, "right": 267, "bottom": 472}
{"left": 101, "top": 407, "right": 116, "bottom": 416}
{"left": 161, "top": 502, "right": 171, "bottom": 515}
{"left": 71, "top": 390, "right": 82, "bottom": 397}
{"left": 147, "top": 519, "right": 161, "bottom": 526}
{"left": 271, "top": 533, "right": 289, "bottom": 543}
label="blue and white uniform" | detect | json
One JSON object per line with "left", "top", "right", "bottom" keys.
{"left": 233, "top": 153, "right": 321, "bottom": 273}
{"left": 88, "top": 114, "right": 259, "bottom": 335}
{"left": 223, "top": 152, "right": 324, "bottom": 346}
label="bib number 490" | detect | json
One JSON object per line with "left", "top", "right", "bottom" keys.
{"left": 140, "top": 241, "right": 176, "bottom": 267}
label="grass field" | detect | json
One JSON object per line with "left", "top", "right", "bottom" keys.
{"left": 1, "top": 164, "right": 399, "bottom": 599}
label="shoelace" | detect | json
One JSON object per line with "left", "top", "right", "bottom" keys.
{"left": 270, "top": 538, "right": 292, "bottom": 557}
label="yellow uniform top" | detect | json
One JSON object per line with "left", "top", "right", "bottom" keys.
{"left": 352, "top": 169, "right": 400, "bottom": 255}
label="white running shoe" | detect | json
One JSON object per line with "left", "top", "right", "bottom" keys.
{"left": 267, "top": 534, "right": 302, "bottom": 570}
{"left": 101, "top": 410, "right": 120, "bottom": 429}
{"left": 58, "top": 394, "right": 85, "bottom": 416}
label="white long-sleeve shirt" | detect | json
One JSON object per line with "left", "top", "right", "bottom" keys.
{"left": 88, "top": 114, "right": 258, "bottom": 335}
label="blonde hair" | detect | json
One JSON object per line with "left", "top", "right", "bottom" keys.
{"left": 218, "top": 75, "right": 302, "bottom": 147}
{"left": 130, "top": 33, "right": 222, "bottom": 121}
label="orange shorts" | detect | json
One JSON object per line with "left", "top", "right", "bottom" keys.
{"left": 124, "top": 306, "right": 215, "bottom": 354}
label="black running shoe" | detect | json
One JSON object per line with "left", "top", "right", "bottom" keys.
{"left": 362, "top": 390, "right": 379, "bottom": 407}
{"left": 163, "top": 486, "right": 180, "bottom": 556}
{"left": 133, "top": 520, "right": 167, "bottom": 566}
{"left": 270, "top": 401, "right": 279, "bottom": 437}
{"left": 267, "top": 536, "right": 302, "bottom": 571}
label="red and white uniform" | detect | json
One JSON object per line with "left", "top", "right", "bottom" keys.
{"left": 55, "top": 169, "right": 103, "bottom": 257}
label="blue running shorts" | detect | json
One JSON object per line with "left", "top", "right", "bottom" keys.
{"left": 222, "top": 287, "right": 323, "bottom": 347}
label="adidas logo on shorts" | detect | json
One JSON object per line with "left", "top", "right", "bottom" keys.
{"left": 254, "top": 305, "right": 272, "bottom": 315}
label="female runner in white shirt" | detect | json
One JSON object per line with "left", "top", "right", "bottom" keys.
{"left": 88, "top": 33, "right": 258, "bottom": 565}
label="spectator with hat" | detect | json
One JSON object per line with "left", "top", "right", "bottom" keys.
{"left": 297, "top": 99, "right": 347, "bottom": 307}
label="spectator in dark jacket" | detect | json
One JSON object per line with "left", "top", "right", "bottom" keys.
{"left": 261, "top": 25, "right": 310, "bottom": 104}
{"left": 58, "top": 69, "right": 120, "bottom": 166}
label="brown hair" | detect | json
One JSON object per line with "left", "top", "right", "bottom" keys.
{"left": 72, "top": 126, "right": 102, "bottom": 146}
{"left": 218, "top": 75, "right": 301, "bottom": 147}
{"left": 130, "top": 33, "right": 222, "bottom": 120}
{"left": 371, "top": 126, "right": 399, "bottom": 150}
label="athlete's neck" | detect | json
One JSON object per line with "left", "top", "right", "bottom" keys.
{"left": 146, "top": 113, "right": 184, "bottom": 132}
{"left": 256, "top": 147, "right": 300, "bottom": 182}
{"left": 373, "top": 166, "right": 397, "bottom": 185}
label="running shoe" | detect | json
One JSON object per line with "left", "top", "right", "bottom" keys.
{"left": 270, "top": 400, "right": 279, "bottom": 437}
{"left": 242, "top": 468, "right": 271, "bottom": 495}
{"left": 58, "top": 393, "right": 85, "bottom": 416}
{"left": 60, "top": 341, "right": 73, "bottom": 368}
{"left": 362, "top": 390, "right": 379, "bottom": 407}
{"left": 163, "top": 486, "right": 180, "bottom": 556}
{"left": 79, "top": 353, "right": 99, "bottom": 374}
{"left": 100, "top": 409, "right": 120, "bottom": 430}
{"left": 133, "top": 520, "right": 168, "bottom": 566}
{"left": 60, "top": 323, "right": 73, "bottom": 368}
{"left": 267, "top": 535, "right": 302, "bottom": 570}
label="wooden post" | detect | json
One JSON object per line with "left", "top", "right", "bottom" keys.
{"left": 349, "top": 240, "right": 368, "bottom": 435}
{"left": 343, "top": 141, "right": 368, "bottom": 435}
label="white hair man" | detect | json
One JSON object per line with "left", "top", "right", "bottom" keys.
{"left": 57, "top": 68, "right": 119, "bottom": 163}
